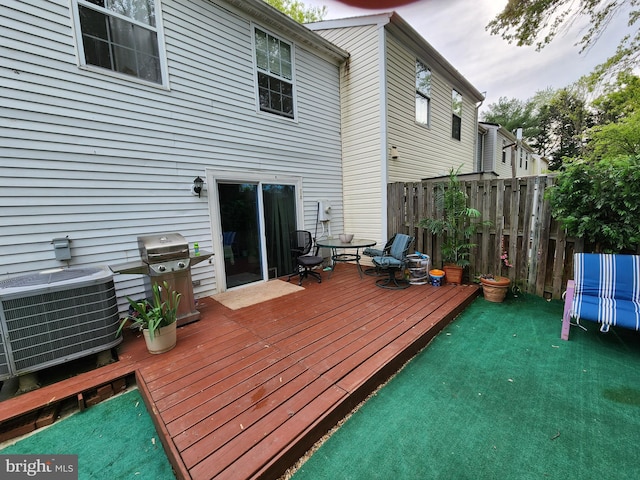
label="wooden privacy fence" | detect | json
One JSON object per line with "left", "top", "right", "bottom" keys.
{"left": 388, "top": 175, "right": 585, "bottom": 300}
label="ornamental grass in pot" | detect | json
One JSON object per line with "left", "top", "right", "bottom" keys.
{"left": 116, "top": 281, "right": 181, "bottom": 354}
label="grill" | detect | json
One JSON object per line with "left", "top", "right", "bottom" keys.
{"left": 138, "top": 232, "right": 191, "bottom": 275}
{"left": 111, "top": 232, "right": 211, "bottom": 326}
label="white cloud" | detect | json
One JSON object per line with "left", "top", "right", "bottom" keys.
{"left": 301, "top": 0, "right": 629, "bottom": 111}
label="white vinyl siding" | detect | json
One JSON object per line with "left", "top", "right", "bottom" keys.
{"left": 313, "top": 24, "right": 384, "bottom": 244}
{"left": 1, "top": 0, "right": 344, "bottom": 304}
{"left": 385, "top": 33, "right": 477, "bottom": 182}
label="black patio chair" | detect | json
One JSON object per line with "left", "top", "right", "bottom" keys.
{"left": 287, "top": 230, "right": 323, "bottom": 286}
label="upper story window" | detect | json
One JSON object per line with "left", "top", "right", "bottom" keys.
{"left": 451, "top": 89, "right": 462, "bottom": 140}
{"left": 415, "top": 60, "right": 431, "bottom": 126}
{"left": 72, "top": 0, "right": 166, "bottom": 85}
{"left": 254, "top": 27, "right": 295, "bottom": 119}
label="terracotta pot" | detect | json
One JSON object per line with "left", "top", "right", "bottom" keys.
{"left": 443, "top": 264, "right": 463, "bottom": 284}
{"left": 480, "top": 276, "right": 511, "bottom": 303}
{"left": 143, "top": 323, "right": 177, "bottom": 354}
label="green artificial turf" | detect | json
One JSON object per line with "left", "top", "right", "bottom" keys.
{"left": 1, "top": 388, "right": 175, "bottom": 480}
{"left": 292, "top": 293, "right": 640, "bottom": 480}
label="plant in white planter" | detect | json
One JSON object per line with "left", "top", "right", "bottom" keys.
{"left": 117, "top": 281, "right": 181, "bottom": 354}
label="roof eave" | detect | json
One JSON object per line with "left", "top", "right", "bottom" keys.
{"left": 225, "top": 0, "right": 349, "bottom": 64}
{"left": 308, "top": 12, "right": 484, "bottom": 102}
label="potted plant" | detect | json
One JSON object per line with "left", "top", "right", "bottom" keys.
{"left": 477, "top": 242, "right": 513, "bottom": 302}
{"left": 478, "top": 274, "right": 511, "bottom": 302}
{"left": 419, "top": 166, "right": 490, "bottom": 284}
{"left": 116, "top": 281, "right": 181, "bottom": 354}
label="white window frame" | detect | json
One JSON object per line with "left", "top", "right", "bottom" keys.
{"left": 70, "top": 0, "right": 169, "bottom": 88}
{"left": 415, "top": 59, "right": 431, "bottom": 127}
{"left": 252, "top": 24, "right": 297, "bottom": 121}
{"left": 451, "top": 89, "right": 462, "bottom": 141}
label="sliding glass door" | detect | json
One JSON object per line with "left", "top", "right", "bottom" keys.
{"left": 217, "top": 181, "right": 297, "bottom": 289}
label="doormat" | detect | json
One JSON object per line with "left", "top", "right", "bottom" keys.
{"left": 212, "top": 279, "right": 303, "bottom": 310}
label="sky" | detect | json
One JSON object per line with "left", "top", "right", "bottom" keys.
{"left": 302, "top": 0, "right": 631, "bottom": 114}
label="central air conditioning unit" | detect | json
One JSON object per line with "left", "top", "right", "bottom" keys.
{"left": 0, "top": 267, "right": 122, "bottom": 381}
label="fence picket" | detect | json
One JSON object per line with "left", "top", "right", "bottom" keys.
{"left": 390, "top": 174, "right": 594, "bottom": 299}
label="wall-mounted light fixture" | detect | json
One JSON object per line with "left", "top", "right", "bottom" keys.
{"left": 390, "top": 146, "right": 398, "bottom": 160}
{"left": 192, "top": 176, "right": 204, "bottom": 197}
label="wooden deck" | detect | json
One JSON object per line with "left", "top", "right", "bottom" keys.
{"left": 0, "top": 265, "right": 479, "bottom": 479}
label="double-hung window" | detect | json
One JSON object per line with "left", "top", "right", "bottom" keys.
{"left": 451, "top": 89, "right": 462, "bottom": 140}
{"left": 254, "top": 27, "right": 295, "bottom": 119}
{"left": 72, "top": 0, "right": 166, "bottom": 85}
{"left": 415, "top": 60, "right": 431, "bottom": 126}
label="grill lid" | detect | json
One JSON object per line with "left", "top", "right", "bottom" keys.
{"left": 138, "top": 232, "right": 189, "bottom": 264}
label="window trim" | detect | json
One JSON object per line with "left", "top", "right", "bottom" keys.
{"left": 70, "top": 0, "right": 170, "bottom": 88}
{"left": 415, "top": 59, "right": 431, "bottom": 127}
{"left": 252, "top": 24, "right": 298, "bottom": 122}
{"left": 451, "top": 89, "right": 462, "bottom": 141}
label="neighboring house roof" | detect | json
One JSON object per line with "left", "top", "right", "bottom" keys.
{"left": 307, "top": 12, "right": 484, "bottom": 102}
{"left": 230, "top": 0, "right": 349, "bottom": 64}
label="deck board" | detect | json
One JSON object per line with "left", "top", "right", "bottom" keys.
{"left": 0, "top": 265, "right": 479, "bottom": 479}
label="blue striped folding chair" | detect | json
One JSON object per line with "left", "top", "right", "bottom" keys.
{"left": 561, "top": 253, "right": 640, "bottom": 340}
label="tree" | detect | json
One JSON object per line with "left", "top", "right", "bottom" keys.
{"left": 586, "top": 111, "right": 640, "bottom": 159}
{"left": 540, "top": 88, "right": 593, "bottom": 169}
{"left": 487, "top": 0, "right": 640, "bottom": 83}
{"left": 263, "top": 0, "right": 327, "bottom": 23}
{"left": 481, "top": 96, "right": 538, "bottom": 139}
{"left": 591, "top": 72, "right": 640, "bottom": 124}
{"left": 546, "top": 156, "right": 640, "bottom": 252}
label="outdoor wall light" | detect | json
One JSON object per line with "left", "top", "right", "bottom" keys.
{"left": 390, "top": 146, "right": 398, "bottom": 160}
{"left": 192, "top": 176, "right": 204, "bottom": 197}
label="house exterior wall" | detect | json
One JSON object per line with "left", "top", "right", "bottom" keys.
{"left": 479, "top": 123, "right": 536, "bottom": 178}
{"left": 385, "top": 33, "right": 478, "bottom": 182}
{"left": 310, "top": 24, "right": 385, "bottom": 243}
{"left": 308, "top": 13, "right": 483, "bottom": 245}
{"left": 1, "top": 0, "right": 345, "bottom": 303}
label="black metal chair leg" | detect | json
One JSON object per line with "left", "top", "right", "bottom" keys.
{"left": 375, "top": 268, "right": 410, "bottom": 290}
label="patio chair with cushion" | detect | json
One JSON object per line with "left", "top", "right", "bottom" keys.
{"left": 362, "top": 234, "right": 396, "bottom": 276}
{"left": 372, "top": 234, "right": 414, "bottom": 289}
{"left": 287, "top": 230, "right": 323, "bottom": 286}
{"left": 561, "top": 253, "right": 640, "bottom": 340}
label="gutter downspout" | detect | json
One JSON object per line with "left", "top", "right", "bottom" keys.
{"left": 474, "top": 93, "right": 486, "bottom": 173}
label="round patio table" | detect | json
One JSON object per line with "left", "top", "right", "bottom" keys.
{"left": 316, "top": 237, "right": 377, "bottom": 279}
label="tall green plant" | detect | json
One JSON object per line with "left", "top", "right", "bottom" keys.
{"left": 419, "top": 167, "right": 490, "bottom": 267}
{"left": 116, "top": 281, "right": 181, "bottom": 341}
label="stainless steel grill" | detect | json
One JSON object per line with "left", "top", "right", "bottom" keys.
{"left": 111, "top": 232, "right": 211, "bottom": 326}
{"left": 138, "top": 232, "right": 191, "bottom": 275}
